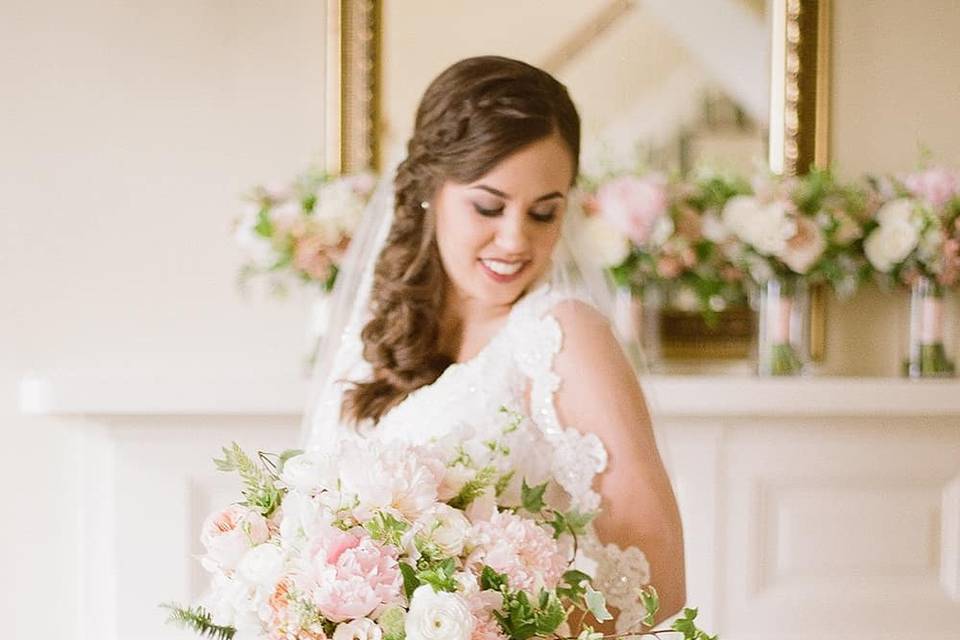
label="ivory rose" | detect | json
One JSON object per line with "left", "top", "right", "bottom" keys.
{"left": 200, "top": 504, "right": 270, "bottom": 572}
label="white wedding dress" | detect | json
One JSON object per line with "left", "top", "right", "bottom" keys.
{"left": 306, "top": 278, "right": 653, "bottom": 633}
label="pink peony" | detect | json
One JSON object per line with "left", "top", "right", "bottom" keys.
{"left": 595, "top": 174, "right": 669, "bottom": 246}
{"left": 469, "top": 511, "right": 567, "bottom": 592}
{"left": 780, "top": 216, "right": 827, "bottom": 274}
{"left": 904, "top": 167, "right": 960, "bottom": 209}
{"left": 297, "top": 526, "right": 402, "bottom": 622}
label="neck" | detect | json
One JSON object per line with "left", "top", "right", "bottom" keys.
{"left": 438, "top": 283, "right": 518, "bottom": 361}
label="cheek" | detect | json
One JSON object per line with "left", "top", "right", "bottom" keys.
{"left": 436, "top": 210, "right": 488, "bottom": 267}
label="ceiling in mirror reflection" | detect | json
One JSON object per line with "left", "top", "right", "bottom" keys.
{"left": 382, "top": 0, "right": 770, "bottom": 176}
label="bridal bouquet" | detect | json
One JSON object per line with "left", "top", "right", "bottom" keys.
{"left": 232, "top": 168, "right": 376, "bottom": 296}
{"left": 163, "top": 410, "right": 714, "bottom": 640}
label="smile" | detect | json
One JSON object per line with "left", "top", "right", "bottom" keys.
{"left": 478, "top": 258, "right": 529, "bottom": 282}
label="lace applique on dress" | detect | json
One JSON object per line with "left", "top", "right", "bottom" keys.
{"left": 514, "top": 285, "right": 654, "bottom": 634}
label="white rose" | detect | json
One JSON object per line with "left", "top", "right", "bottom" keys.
{"left": 281, "top": 452, "right": 336, "bottom": 493}
{"left": 864, "top": 219, "right": 919, "bottom": 272}
{"left": 423, "top": 504, "right": 472, "bottom": 557}
{"left": 237, "top": 543, "right": 284, "bottom": 587}
{"left": 333, "top": 618, "right": 383, "bottom": 640}
{"left": 722, "top": 195, "right": 794, "bottom": 255}
{"left": 405, "top": 585, "right": 475, "bottom": 640}
{"left": 874, "top": 197, "right": 916, "bottom": 227}
{"left": 582, "top": 215, "right": 631, "bottom": 268}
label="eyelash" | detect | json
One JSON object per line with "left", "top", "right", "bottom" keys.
{"left": 473, "top": 204, "right": 557, "bottom": 223}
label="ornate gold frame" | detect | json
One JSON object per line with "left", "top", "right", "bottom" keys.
{"left": 325, "top": 0, "right": 833, "bottom": 361}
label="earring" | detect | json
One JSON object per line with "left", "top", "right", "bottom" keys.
{"left": 419, "top": 201, "right": 430, "bottom": 211}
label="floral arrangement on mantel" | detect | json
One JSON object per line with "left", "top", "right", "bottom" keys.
{"left": 861, "top": 165, "right": 960, "bottom": 376}
{"left": 232, "top": 168, "right": 376, "bottom": 297}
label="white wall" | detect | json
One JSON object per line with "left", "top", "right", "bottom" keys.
{"left": 1, "top": 2, "right": 326, "bottom": 637}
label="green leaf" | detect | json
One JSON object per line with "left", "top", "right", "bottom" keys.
{"left": 213, "top": 442, "right": 282, "bottom": 516}
{"left": 639, "top": 584, "right": 660, "bottom": 628}
{"left": 584, "top": 585, "right": 613, "bottom": 622}
{"left": 556, "top": 569, "right": 591, "bottom": 602}
{"left": 670, "top": 607, "right": 718, "bottom": 640}
{"left": 480, "top": 565, "right": 509, "bottom": 592}
{"left": 416, "top": 556, "right": 458, "bottom": 593}
{"left": 161, "top": 602, "right": 236, "bottom": 640}
{"left": 276, "top": 448, "right": 304, "bottom": 474}
{"left": 399, "top": 562, "right": 420, "bottom": 601}
{"left": 253, "top": 207, "right": 274, "bottom": 238}
{"left": 576, "top": 628, "right": 604, "bottom": 640}
{"left": 520, "top": 479, "right": 547, "bottom": 513}
{"left": 447, "top": 466, "right": 497, "bottom": 509}
{"left": 534, "top": 590, "right": 566, "bottom": 634}
{"left": 363, "top": 511, "right": 410, "bottom": 548}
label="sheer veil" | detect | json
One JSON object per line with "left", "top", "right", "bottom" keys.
{"left": 297, "top": 145, "right": 658, "bottom": 451}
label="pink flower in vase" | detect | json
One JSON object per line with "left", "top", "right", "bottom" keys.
{"left": 937, "top": 238, "right": 960, "bottom": 287}
{"left": 294, "top": 235, "right": 335, "bottom": 281}
{"left": 595, "top": 174, "right": 669, "bottom": 246}
{"left": 904, "top": 167, "right": 960, "bottom": 209}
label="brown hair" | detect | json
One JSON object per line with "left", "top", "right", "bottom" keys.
{"left": 341, "top": 55, "right": 581, "bottom": 424}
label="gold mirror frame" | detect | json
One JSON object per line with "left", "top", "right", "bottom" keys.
{"left": 325, "top": 0, "right": 832, "bottom": 361}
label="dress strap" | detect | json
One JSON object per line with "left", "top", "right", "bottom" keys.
{"left": 511, "top": 284, "right": 608, "bottom": 512}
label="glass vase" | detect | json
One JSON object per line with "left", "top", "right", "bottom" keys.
{"left": 755, "top": 275, "right": 810, "bottom": 376}
{"left": 611, "top": 286, "right": 662, "bottom": 373}
{"left": 904, "top": 275, "right": 956, "bottom": 378}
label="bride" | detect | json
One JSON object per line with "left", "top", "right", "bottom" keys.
{"left": 301, "top": 55, "right": 685, "bottom": 634}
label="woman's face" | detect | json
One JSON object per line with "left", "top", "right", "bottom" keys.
{"left": 433, "top": 131, "right": 574, "bottom": 309}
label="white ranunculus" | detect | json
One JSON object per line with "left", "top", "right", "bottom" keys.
{"left": 237, "top": 543, "right": 285, "bottom": 587}
{"left": 864, "top": 219, "right": 920, "bottom": 272}
{"left": 722, "top": 195, "right": 795, "bottom": 255}
{"left": 423, "top": 504, "right": 472, "bottom": 556}
{"left": 333, "top": 617, "right": 383, "bottom": 640}
{"left": 281, "top": 452, "right": 337, "bottom": 493}
{"left": 405, "top": 585, "right": 475, "bottom": 640}
{"left": 581, "top": 215, "right": 631, "bottom": 268}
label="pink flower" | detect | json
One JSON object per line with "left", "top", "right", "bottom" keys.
{"left": 294, "top": 234, "right": 336, "bottom": 280}
{"left": 904, "top": 167, "right": 960, "bottom": 209}
{"left": 938, "top": 238, "right": 960, "bottom": 287}
{"left": 471, "top": 615, "right": 508, "bottom": 640}
{"left": 296, "top": 526, "right": 402, "bottom": 622}
{"left": 200, "top": 505, "right": 270, "bottom": 572}
{"left": 595, "top": 174, "right": 669, "bottom": 245}
{"left": 469, "top": 511, "right": 567, "bottom": 592}
{"left": 780, "top": 216, "right": 826, "bottom": 274}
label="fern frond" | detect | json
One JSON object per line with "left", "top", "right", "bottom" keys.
{"left": 161, "top": 602, "right": 236, "bottom": 640}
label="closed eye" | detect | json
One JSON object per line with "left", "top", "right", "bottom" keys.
{"left": 473, "top": 204, "right": 503, "bottom": 217}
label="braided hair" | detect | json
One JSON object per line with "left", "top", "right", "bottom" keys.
{"left": 341, "top": 55, "right": 581, "bottom": 424}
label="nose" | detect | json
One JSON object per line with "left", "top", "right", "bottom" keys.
{"left": 494, "top": 208, "right": 530, "bottom": 255}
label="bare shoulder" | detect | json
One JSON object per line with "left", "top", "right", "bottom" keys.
{"left": 546, "top": 298, "right": 652, "bottom": 438}
{"left": 548, "top": 298, "right": 632, "bottom": 379}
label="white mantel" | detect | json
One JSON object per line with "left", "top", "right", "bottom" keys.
{"left": 18, "top": 372, "right": 960, "bottom": 418}
{"left": 18, "top": 371, "right": 960, "bottom": 640}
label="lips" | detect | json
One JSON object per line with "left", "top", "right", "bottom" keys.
{"left": 478, "top": 258, "right": 529, "bottom": 283}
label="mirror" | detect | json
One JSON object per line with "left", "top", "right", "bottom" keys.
{"left": 325, "top": 0, "right": 830, "bottom": 362}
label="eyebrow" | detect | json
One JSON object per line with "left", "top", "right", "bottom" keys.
{"left": 469, "top": 184, "right": 565, "bottom": 202}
